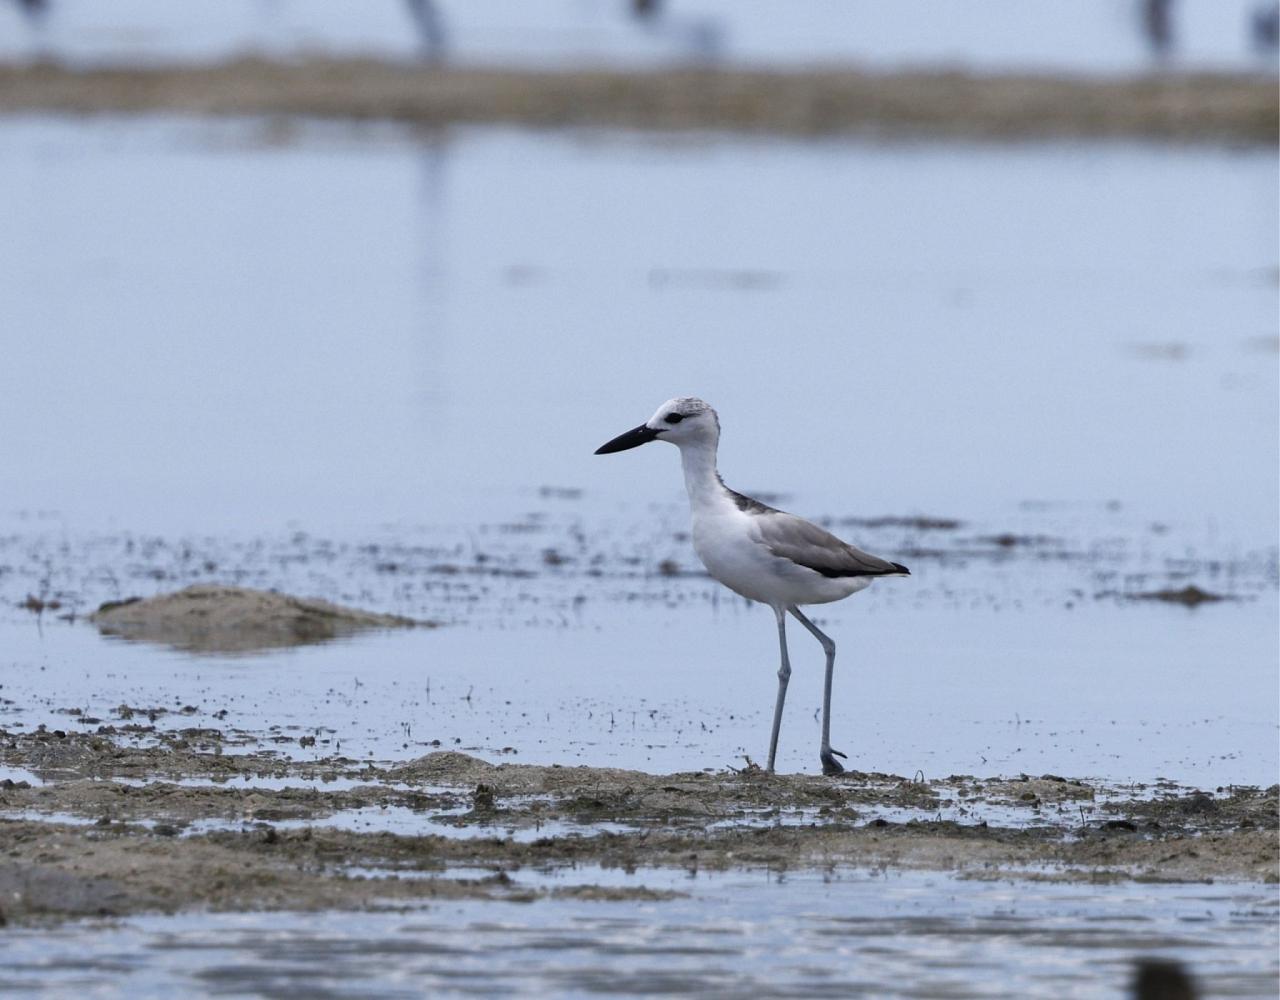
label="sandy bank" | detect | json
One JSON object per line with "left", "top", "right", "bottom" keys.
{"left": 0, "top": 58, "right": 1274, "bottom": 143}
{"left": 89, "top": 584, "right": 424, "bottom": 654}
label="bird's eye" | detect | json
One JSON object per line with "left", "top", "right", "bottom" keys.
{"left": 664, "top": 413, "right": 684, "bottom": 424}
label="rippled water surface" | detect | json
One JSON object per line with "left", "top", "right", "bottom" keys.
{"left": 2, "top": 870, "right": 1276, "bottom": 998}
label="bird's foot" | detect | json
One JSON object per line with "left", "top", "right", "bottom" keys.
{"left": 820, "top": 747, "right": 847, "bottom": 776}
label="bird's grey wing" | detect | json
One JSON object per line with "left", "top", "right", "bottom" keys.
{"left": 756, "top": 513, "right": 909, "bottom": 579}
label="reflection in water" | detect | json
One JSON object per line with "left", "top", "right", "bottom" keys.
{"left": 11, "top": 0, "right": 48, "bottom": 21}
{"left": 628, "top": 0, "right": 726, "bottom": 64}
{"left": 404, "top": 0, "right": 446, "bottom": 61}
{"left": 1139, "top": 0, "right": 1177, "bottom": 62}
{"left": 0, "top": 1, "right": 1275, "bottom": 73}
{"left": 1253, "top": 2, "right": 1280, "bottom": 52}
{"left": 1135, "top": 0, "right": 1279, "bottom": 66}
{"left": 8, "top": 0, "right": 50, "bottom": 58}
{"left": 414, "top": 129, "right": 452, "bottom": 422}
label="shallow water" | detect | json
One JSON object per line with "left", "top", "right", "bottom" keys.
{"left": 1, "top": 0, "right": 1277, "bottom": 75}
{"left": 1, "top": 118, "right": 1276, "bottom": 533}
{"left": 0, "top": 494, "right": 1276, "bottom": 785}
{"left": 2, "top": 589, "right": 1276, "bottom": 787}
{"left": 1, "top": 869, "right": 1275, "bottom": 998}
{"left": 0, "top": 116, "right": 1276, "bottom": 787}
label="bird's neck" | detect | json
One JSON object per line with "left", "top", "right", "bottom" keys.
{"left": 679, "top": 441, "right": 725, "bottom": 512}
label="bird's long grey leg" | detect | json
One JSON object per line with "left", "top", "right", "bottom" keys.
{"left": 766, "top": 605, "right": 791, "bottom": 773}
{"left": 788, "top": 606, "right": 846, "bottom": 776}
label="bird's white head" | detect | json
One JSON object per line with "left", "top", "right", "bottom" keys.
{"left": 594, "top": 397, "right": 720, "bottom": 455}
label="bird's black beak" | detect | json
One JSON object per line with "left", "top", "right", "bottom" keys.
{"left": 594, "top": 424, "right": 660, "bottom": 455}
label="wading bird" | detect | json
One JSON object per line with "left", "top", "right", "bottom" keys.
{"left": 595, "top": 397, "right": 909, "bottom": 775}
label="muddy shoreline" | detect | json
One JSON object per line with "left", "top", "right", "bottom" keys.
{"left": 0, "top": 58, "right": 1275, "bottom": 143}
{"left": 2, "top": 727, "right": 1274, "bottom": 926}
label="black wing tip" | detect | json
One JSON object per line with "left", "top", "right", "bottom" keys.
{"left": 812, "top": 560, "right": 911, "bottom": 580}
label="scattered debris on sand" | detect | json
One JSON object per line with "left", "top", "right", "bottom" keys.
{"left": 88, "top": 584, "right": 426, "bottom": 654}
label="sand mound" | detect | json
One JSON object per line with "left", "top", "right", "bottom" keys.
{"left": 89, "top": 584, "right": 425, "bottom": 654}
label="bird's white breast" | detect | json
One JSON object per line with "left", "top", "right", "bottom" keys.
{"left": 690, "top": 500, "right": 870, "bottom": 608}
{"left": 691, "top": 503, "right": 774, "bottom": 602}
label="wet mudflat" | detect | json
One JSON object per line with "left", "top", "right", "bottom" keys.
{"left": 3, "top": 729, "right": 1277, "bottom": 896}
{"left": 1, "top": 734, "right": 1276, "bottom": 995}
